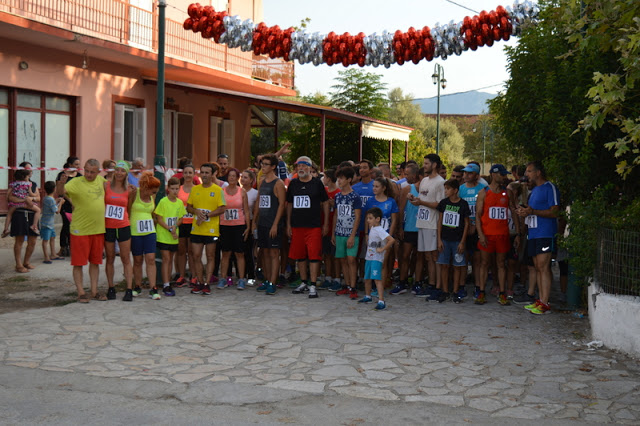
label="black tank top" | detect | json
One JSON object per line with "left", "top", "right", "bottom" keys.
{"left": 258, "top": 177, "right": 280, "bottom": 227}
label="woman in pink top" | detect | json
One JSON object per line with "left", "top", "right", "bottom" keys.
{"left": 218, "top": 169, "right": 250, "bottom": 290}
{"left": 175, "top": 164, "right": 196, "bottom": 287}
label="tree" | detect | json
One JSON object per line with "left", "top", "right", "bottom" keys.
{"left": 330, "top": 69, "right": 389, "bottom": 119}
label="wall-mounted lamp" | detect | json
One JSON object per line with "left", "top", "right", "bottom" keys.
{"left": 18, "top": 61, "right": 29, "bottom": 70}
{"left": 218, "top": 105, "right": 225, "bottom": 112}
{"left": 82, "top": 50, "right": 88, "bottom": 69}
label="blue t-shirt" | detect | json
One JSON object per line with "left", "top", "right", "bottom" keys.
{"left": 334, "top": 191, "right": 362, "bottom": 237}
{"left": 404, "top": 184, "right": 419, "bottom": 232}
{"left": 128, "top": 173, "right": 140, "bottom": 188}
{"left": 527, "top": 181, "right": 560, "bottom": 239}
{"left": 41, "top": 196, "right": 57, "bottom": 229}
{"left": 364, "top": 196, "right": 399, "bottom": 233}
{"left": 459, "top": 182, "right": 487, "bottom": 224}
{"left": 352, "top": 180, "right": 374, "bottom": 232}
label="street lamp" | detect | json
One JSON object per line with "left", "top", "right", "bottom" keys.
{"left": 431, "top": 63, "right": 447, "bottom": 155}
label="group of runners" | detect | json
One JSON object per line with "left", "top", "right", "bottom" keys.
{"left": 5, "top": 150, "right": 560, "bottom": 314}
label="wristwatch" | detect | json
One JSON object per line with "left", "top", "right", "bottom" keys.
{"left": 169, "top": 227, "right": 174, "bottom": 232}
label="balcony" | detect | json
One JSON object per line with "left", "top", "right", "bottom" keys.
{"left": 0, "top": 0, "right": 294, "bottom": 90}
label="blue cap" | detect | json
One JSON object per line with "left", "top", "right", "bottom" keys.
{"left": 490, "top": 164, "right": 510, "bottom": 175}
{"left": 462, "top": 163, "right": 480, "bottom": 173}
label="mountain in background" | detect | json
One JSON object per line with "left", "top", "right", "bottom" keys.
{"left": 415, "top": 90, "right": 497, "bottom": 115}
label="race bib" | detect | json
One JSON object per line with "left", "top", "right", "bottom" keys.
{"left": 381, "top": 217, "right": 390, "bottom": 232}
{"left": 508, "top": 215, "right": 516, "bottom": 231}
{"left": 489, "top": 207, "right": 507, "bottom": 220}
{"left": 105, "top": 204, "right": 125, "bottom": 221}
{"left": 166, "top": 217, "right": 177, "bottom": 227}
{"left": 183, "top": 212, "right": 194, "bottom": 219}
{"left": 293, "top": 195, "right": 311, "bottom": 208}
{"left": 442, "top": 211, "right": 460, "bottom": 228}
{"left": 224, "top": 209, "right": 239, "bottom": 221}
{"left": 526, "top": 215, "right": 538, "bottom": 228}
{"left": 417, "top": 206, "right": 430, "bottom": 221}
{"left": 259, "top": 195, "right": 271, "bottom": 209}
{"left": 337, "top": 204, "right": 352, "bottom": 218}
{"left": 136, "top": 219, "right": 155, "bottom": 233}
{"left": 199, "top": 209, "right": 211, "bottom": 222}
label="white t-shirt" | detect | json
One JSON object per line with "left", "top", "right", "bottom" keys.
{"left": 416, "top": 175, "right": 445, "bottom": 230}
{"left": 246, "top": 188, "right": 258, "bottom": 219}
{"left": 366, "top": 225, "right": 390, "bottom": 262}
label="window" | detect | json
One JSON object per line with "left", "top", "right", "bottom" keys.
{"left": 209, "top": 116, "right": 234, "bottom": 164}
{"left": 114, "top": 104, "right": 146, "bottom": 162}
{"left": 0, "top": 88, "right": 8, "bottom": 189}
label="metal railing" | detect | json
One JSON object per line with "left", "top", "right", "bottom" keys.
{"left": 595, "top": 228, "right": 640, "bottom": 297}
{"left": 0, "top": 0, "right": 293, "bottom": 89}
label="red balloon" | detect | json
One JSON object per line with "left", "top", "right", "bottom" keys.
{"left": 183, "top": 18, "right": 193, "bottom": 30}
{"left": 358, "top": 56, "right": 366, "bottom": 67}
{"left": 187, "top": 3, "right": 199, "bottom": 19}
{"left": 502, "top": 32, "right": 510, "bottom": 41}
{"left": 489, "top": 12, "right": 498, "bottom": 26}
{"left": 486, "top": 37, "right": 494, "bottom": 47}
{"left": 493, "top": 28, "right": 501, "bottom": 40}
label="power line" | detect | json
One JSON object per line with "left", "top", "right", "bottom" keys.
{"left": 442, "top": 0, "right": 479, "bottom": 15}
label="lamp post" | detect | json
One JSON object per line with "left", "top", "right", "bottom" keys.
{"left": 431, "top": 63, "right": 447, "bottom": 155}
{"left": 154, "top": 0, "right": 167, "bottom": 200}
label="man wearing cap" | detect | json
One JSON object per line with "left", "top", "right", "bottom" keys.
{"left": 288, "top": 156, "right": 329, "bottom": 299}
{"left": 56, "top": 159, "right": 108, "bottom": 303}
{"left": 459, "top": 162, "right": 488, "bottom": 299}
{"left": 516, "top": 160, "right": 560, "bottom": 315}
{"left": 475, "top": 164, "right": 521, "bottom": 305}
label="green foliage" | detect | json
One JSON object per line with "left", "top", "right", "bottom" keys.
{"left": 330, "top": 69, "right": 389, "bottom": 119}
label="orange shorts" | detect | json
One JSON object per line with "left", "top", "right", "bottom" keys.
{"left": 289, "top": 227, "right": 322, "bottom": 261}
{"left": 477, "top": 234, "right": 510, "bottom": 254}
{"left": 71, "top": 234, "right": 105, "bottom": 266}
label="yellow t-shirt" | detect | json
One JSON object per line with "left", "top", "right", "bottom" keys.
{"left": 66, "top": 175, "right": 107, "bottom": 236}
{"left": 154, "top": 196, "right": 187, "bottom": 244}
{"left": 187, "top": 183, "right": 226, "bottom": 237}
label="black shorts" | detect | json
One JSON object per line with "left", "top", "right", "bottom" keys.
{"left": 179, "top": 223, "right": 192, "bottom": 239}
{"left": 157, "top": 242, "right": 178, "bottom": 252}
{"left": 257, "top": 225, "right": 282, "bottom": 249}
{"left": 466, "top": 232, "right": 479, "bottom": 255}
{"left": 220, "top": 225, "right": 245, "bottom": 253}
{"left": 10, "top": 209, "right": 38, "bottom": 237}
{"left": 105, "top": 226, "right": 132, "bottom": 243}
{"left": 403, "top": 231, "right": 418, "bottom": 246}
{"left": 322, "top": 235, "right": 336, "bottom": 256}
{"left": 527, "top": 237, "right": 556, "bottom": 257}
{"left": 190, "top": 234, "right": 218, "bottom": 245}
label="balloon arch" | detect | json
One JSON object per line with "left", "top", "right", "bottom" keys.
{"left": 182, "top": 1, "right": 539, "bottom": 68}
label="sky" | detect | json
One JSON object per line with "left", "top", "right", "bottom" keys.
{"left": 263, "top": 0, "right": 531, "bottom": 100}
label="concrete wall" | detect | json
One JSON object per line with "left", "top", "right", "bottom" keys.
{"left": 588, "top": 282, "right": 640, "bottom": 358}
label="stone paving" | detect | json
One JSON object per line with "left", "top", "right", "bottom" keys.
{"left": 1, "top": 283, "right": 639, "bottom": 423}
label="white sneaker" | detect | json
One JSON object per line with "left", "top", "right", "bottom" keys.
{"left": 292, "top": 283, "right": 308, "bottom": 294}
{"left": 308, "top": 285, "right": 318, "bottom": 299}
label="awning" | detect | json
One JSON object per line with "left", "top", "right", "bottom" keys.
{"left": 362, "top": 121, "right": 412, "bottom": 142}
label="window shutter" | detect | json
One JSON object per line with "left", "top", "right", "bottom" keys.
{"left": 134, "top": 107, "right": 146, "bottom": 161}
{"left": 113, "top": 104, "right": 125, "bottom": 160}
{"left": 223, "top": 119, "right": 235, "bottom": 165}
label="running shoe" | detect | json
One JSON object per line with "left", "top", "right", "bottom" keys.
{"left": 411, "top": 283, "right": 422, "bottom": 295}
{"left": 256, "top": 268, "right": 265, "bottom": 280}
{"left": 320, "top": 279, "right": 332, "bottom": 290}
{"left": 415, "top": 287, "right": 430, "bottom": 298}
{"left": 506, "top": 290, "right": 514, "bottom": 300}
{"left": 531, "top": 302, "right": 551, "bottom": 315}
{"left": 371, "top": 289, "right": 379, "bottom": 298}
{"left": 132, "top": 286, "right": 142, "bottom": 297}
{"left": 292, "top": 283, "right": 308, "bottom": 294}
{"left": 474, "top": 286, "right": 481, "bottom": 299}
{"left": 349, "top": 288, "right": 358, "bottom": 300}
{"left": 217, "top": 280, "right": 226, "bottom": 289}
{"left": 390, "top": 284, "right": 407, "bottom": 295}
{"left": 149, "top": 288, "right": 161, "bottom": 300}
{"left": 308, "top": 285, "right": 318, "bottom": 299}
{"left": 266, "top": 281, "right": 276, "bottom": 295}
{"left": 189, "top": 277, "right": 197, "bottom": 288}
{"left": 490, "top": 285, "right": 500, "bottom": 297}
{"left": 257, "top": 281, "right": 269, "bottom": 292}
{"left": 452, "top": 294, "right": 462, "bottom": 304}
{"left": 209, "top": 275, "right": 218, "bottom": 284}
{"left": 201, "top": 284, "right": 211, "bottom": 295}
{"left": 514, "top": 293, "right": 537, "bottom": 305}
{"left": 191, "top": 283, "right": 203, "bottom": 294}
{"left": 428, "top": 288, "right": 441, "bottom": 302}
{"left": 107, "top": 287, "right": 116, "bottom": 300}
{"left": 525, "top": 300, "right": 542, "bottom": 311}
{"left": 498, "top": 293, "right": 511, "bottom": 306}
{"left": 437, "top": 292, "right": 450, "bottom": 303}
{"left": 225, "top": 276, "right": 234, "bottom": 287}
{"left": 474, "top": 291, "right": 487, "bottom": 305}
{"left": 457, "top": 286, "right": 468, "bottom": 299}
{"left": 328, "top": 281, "right": 342, "bottom": 292}
{"left": 277, "top": 275, "right": 287, "bottom": 288}
{"left": 357, "top": 295, "right": 373, "bottom": 304}
{"left": 237, "top": 279, "right": 246, "bottom": 291}
{"left": 374, "top": 301, "right": 387, "bottom": 311}
{"left": 175, "top": 276, "right": 188, "bottom": 288}
{"left": 122, "top": 289, "right": 133, "bottom": 302}
{"left": 163, "top": 285, "right": 175, "bottom": 297}
{"left": 336, "top": 286, "right": 350, "bottom": 296}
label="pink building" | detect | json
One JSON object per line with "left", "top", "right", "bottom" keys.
{"left": 0, "top": 0, "right": 295, "bottom": 212}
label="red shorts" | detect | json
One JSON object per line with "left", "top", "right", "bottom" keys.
{"left": 71, "top": 234, "right": 105, "bottom": 266}
{"left": 289, "top": 227, "right": 322, "bottom": 261}
{"left": 477, "top": 234, "right": 510, "bottom": 254}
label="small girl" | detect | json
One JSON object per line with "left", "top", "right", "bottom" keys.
{"left": 3, "top": 169, "right": 41, "bottom": 237}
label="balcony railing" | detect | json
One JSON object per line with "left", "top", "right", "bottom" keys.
{"left": 0, "top": 0, "right": 294, "bottom": 89}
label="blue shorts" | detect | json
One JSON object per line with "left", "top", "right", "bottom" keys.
{"left": 364, "top": 260, "right": 383, "bottom": 280}
{"left": 40, "top": 227, "right": 56, "bottom": 241}
{"left": 131, "top": 233, "right": 157, "bottom": 256}
{"left": 437, "top": 239, "right": 467, "bottom": 267}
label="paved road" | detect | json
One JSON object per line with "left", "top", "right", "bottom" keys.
{"left": 1, "top": 265, "right": 639, "bottom": 425}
